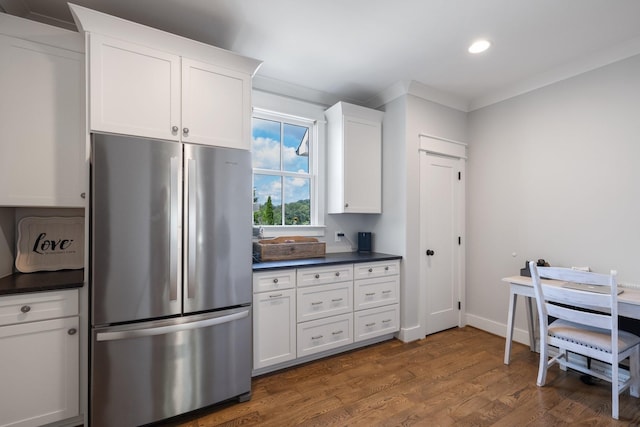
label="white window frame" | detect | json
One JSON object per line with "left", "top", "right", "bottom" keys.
{"left": 252, "top": 91, "right": 326, "bottom": 238}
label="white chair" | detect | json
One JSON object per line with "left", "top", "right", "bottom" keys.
{"left": 529, "top": 261, "right": 640, "bottom": 419}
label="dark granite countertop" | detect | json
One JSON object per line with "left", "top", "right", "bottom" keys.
{"left": 252, "top": 251, "right": 401, "bottom": 271}
{"left": 0, "top": 269, "right": 84, "bottom": 296}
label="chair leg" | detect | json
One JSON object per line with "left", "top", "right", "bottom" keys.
{"left": 537, "top": 342, "right": 549, "bottom": 386}
{"left": 631, "top": 346, "right": 640, "bottom": 398}
{"left": 612, "top": 359, "right": 619, "bottom": 420}
{"left": 559, "top": 348, "right": 568, "bottom": 371}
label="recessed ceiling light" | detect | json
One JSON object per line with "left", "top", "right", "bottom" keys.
{"left": 468, "top": 39, "right": 491, "bottom": 54}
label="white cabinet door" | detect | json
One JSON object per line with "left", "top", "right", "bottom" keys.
{"left": 0, "top": 34, "right": 85, "bottom": 207}
{"left": 342, "top": 116, "right": 382, "bottom": 213}
{"left": 0, "top": 316, "right": 79, "bottom": 427}
{"left": 89, "top": 33, "right": 181, "bottom": 141}
{"left": 253, "top": 288, "right": 296, "bottom": 370}
{"left": 326, "top": 102, "right": 383, "bottom": 214}
{"left": 182, "top": 58, "right": 252, "bottom": 149}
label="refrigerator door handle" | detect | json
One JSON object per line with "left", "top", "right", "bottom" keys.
{"left": 186, "top": 157, "right": 197, "bottom": 299}
{"left": 169, "top": 156, "right": 180, "bottom": 301}
{"left": 96, "top": 308, "right": 249, "bottom": 342}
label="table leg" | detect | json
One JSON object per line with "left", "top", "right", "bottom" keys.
{"left": 504, "top": 290, "right": 518, "bottom": 365}
{"left": 525, "top": 296, "right": 536, "bottom": 352}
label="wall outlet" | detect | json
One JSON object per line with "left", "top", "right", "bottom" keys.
{"left": 335, "top": 231, "right": 344, "bottom": 242}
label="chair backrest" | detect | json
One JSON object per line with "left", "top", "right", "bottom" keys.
{"left": 529, "top": 261, "right": 619, "bottom": 351}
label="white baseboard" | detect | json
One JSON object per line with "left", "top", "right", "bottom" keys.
{"left": 465, "top": 313, "right": 532, "bottom": 346}
{"left": 397, "top": 324, "right": 423, "bottom": 343}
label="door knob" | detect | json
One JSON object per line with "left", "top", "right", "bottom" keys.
{"left": 426, "top": 249, "right": 435, "bottom": 256}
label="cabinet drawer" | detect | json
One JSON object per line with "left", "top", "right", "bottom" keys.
{"left": 354, "top": 260, "right": 400, "bottom": 280}
{"left": 297, "top": 282, "right": 352, "bottom": 323}
{"left": 297, "top": 264, "right": 353, "bottom": 287}
{"left": 354, "top": 304, "right": 399, "bottom": 342}
{"left": 253, "top": 269, "right": 296, "bottom": 293}
{"left": 354, "top": 276, "right": 399, "bottom": 311}
{"left": 297, "top": 313, "right": 353, "bottom": 357}
{"left": 0, "top": 290, "right": 79, "bottom": 326}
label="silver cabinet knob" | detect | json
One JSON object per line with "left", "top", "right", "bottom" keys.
{"left": 20, "top": 305, "right": 31, "bottom": 313}
{"left": 345, "top": 203, "right": 349, "bottom": 208}
{"left": 335, "top": 272, "right": 340, "bottom": 277}
{"left": 183, "top": 127, "right": 190, "bottom": 135}
{"left": 384, "top": 266, "right": 389, "bottom": 271}
{"left": 172, "top": 126, "right": 179, "bottom": 133}
{"left": 368, "top": 268, "right": 373, "bottom": 273}
{"left": 273, "top": 278, "right": 278, "bottom": 284}
{"left": 80, "top": 192, "right": 86, "bottom": 199}
{"left": 68, "top": 328, "right": 77, "bottom": 335}
{"left": 315, "top": 274, "right": 320, "bottom": 279}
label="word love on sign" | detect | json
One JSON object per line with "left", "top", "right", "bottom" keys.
{"left": 16, "top": 217, "right": 84, "bottom": 273}
{"left": 32, "top": 232, "right": 76, "bottom": 255}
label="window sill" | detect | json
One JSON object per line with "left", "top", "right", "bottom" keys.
{"left": 254, "top": 225, "right": 326, "bottom": 239}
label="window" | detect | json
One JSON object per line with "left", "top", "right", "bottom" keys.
{"left": 252, "top": 110, "right": 316, "bottom": 227}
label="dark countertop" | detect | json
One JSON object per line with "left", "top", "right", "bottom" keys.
{"left": 0, "top": 269, "right": 84, "bottom": 296}
{"left": 252, "top": 251, "right": 402, "bottom": 271}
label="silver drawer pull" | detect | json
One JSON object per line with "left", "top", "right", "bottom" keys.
{"left": 365, "top": 292, "right": 376, "bottom": 296}
{"left": 331, "top": 298, "right": 343, "bottom": 302}
{"left": 368, "top": 268, "right": 373, "bottom": 273}
{"left": 311, "top": 335, "right": 323, "bottom": 340}
{"left": 269, "top": 293, "right": 283, "bottom": 298}
{"left": 382, "top": 290, "right": 392, "bottom": 294}
{"left": 365, "top": 322, "right": 376, "bottom": 327}
{"left": 382, "top": 319, "right": 392, "bottom": 323}
{"left": 385, "top": 266, "right": 389, "bottom": 271}
{"left": 68, "top": 328, "right": 77, "bottom": 335}
{"left": 273, "top": 278, "right": 279, "bottom": 284}
{"left": 332, "top": 330, "right": 343, "bottom": 335}
{"left": 335, "top": 272, "right": 340, "bottom": 277}
{"left": 315, "top": 274, "right": 320, "bottom": 279}
{"left": 311, "top": 301, "right": 323, "bottom": 306}
{"left": 20, "top": 305, "right": 31, "bottom": 313}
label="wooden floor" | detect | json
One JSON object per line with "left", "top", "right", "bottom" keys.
{"left": 165, "top": 327, "right": 640, "bottom": 426}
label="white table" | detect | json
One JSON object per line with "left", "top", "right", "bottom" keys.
{"left": 502, "top": 275, "right": 640, "bottom": 365}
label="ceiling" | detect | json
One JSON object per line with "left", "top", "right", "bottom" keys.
{"left": 3, "top": 0, "right": 640, "bottom": 111}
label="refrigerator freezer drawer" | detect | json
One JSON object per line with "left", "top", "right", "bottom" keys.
{"left": 91, "top": 307, "right": 251, "bottom": 427}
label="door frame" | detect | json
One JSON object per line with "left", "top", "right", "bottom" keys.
{"left": 418, "top": 134, "right": 467, "bottom": 336}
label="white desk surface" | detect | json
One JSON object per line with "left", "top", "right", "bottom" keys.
{"left": 503, "top": 275, "right": 640, "bottom": 314}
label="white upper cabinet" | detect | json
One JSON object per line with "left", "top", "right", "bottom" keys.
{"left": 73, "top": 4, "right": 261, "bottom": 150}
{"left": 326, "top": 102, "right": 384, "bottom": 214}
{"left": 89, "top": 34, "right": 181, "bottom": 141}
{"left": 181, "top": 58, "right": 251, "bottom": 148}
{"left": 0, "top": 23, "right": 85, "bottom": 207}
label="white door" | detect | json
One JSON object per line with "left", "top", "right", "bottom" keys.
{"left": 420, "top": 152, "right": 464, "bottom": 335}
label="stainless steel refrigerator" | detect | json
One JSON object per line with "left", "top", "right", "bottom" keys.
{"left": 90, "top": 133, "right": 252, "bottom": 427}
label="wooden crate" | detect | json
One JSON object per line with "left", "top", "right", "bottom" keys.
{"left": 253, "top": 236, "right": 326, "bottom": 261}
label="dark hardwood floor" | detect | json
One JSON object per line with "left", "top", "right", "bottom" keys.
{"left": 167, "top": 327, "right": 640, "bottom": 426}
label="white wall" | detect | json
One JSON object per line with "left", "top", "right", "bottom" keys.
{"left": 466, "top": 53, "right": 640, "bottom": 340}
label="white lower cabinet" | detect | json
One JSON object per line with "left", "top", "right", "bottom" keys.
{"left": 252, "top": 269, "right": 296, "bottom": 370}
{"left": 355, "top": 304, "right": 399, "bottom": 342}
{"left": 253, "top": 288, "right": 296, "bottom": 370}
{"left": 297, "top": 312, "right": 353, "bottom": 357}
{"left": 0, "top": 290, "right": 79, "bottom": 427}
{"left": 252, "top": 259, "right": 400, "bottom": 374}
{"left": 354, "top": 260, "right": 400, "bottom": 342}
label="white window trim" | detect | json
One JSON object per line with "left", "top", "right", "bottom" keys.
{"left": 252, "top": 90, "right": 326, "bottom": 238}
